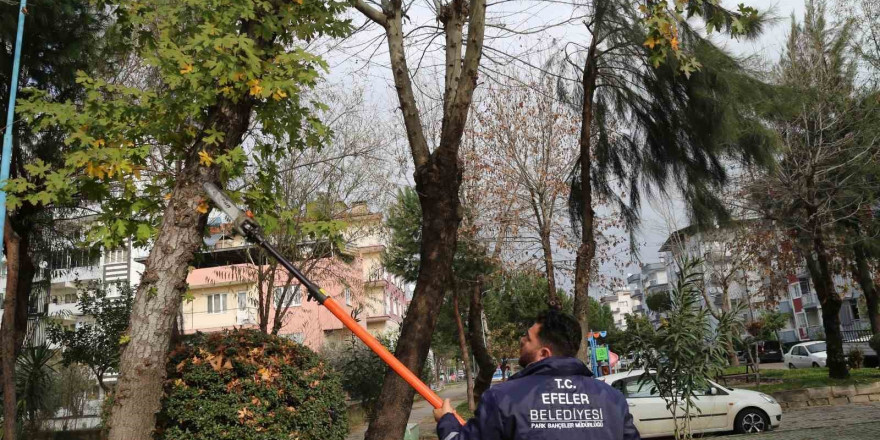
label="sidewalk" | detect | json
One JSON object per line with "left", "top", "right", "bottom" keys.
{"left": 727, "top": 402, "right": 880, "bottom": 439}
{"left": 345, "top": 382, "right": 469, "bottom": 440}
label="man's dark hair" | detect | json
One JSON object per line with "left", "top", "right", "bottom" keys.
{"left": 534, "top": 310, "right": 582, "bottom": 357}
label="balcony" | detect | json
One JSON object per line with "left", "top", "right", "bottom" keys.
{"left": 801, "top": 293, "right": 820, "bottom": 308}
{"left": 778, "top": 300, "right": 793, "bottom": 314}
{"left": 236, "top": 310, "right": 256, "bottom": 325}
{"left": 806, "top": 325, "right": 824, "bottom": 340}
{"left": 51, "top": 266, "right": 102, "bottom": 288}
{"left": 48, "top": 302, "right": 82, "bottom": 318}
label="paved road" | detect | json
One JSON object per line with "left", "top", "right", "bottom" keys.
{"left": 345, "top": 382, "right": 469, "bottom": 440}
{"left": 726, "top": 402, "right": 880, "bottom": 439}
{"left": 348, "top": 385, "right": 880, "bottom": 440}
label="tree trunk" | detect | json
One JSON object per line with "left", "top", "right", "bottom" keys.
{"left": 573, "top": 34, "right": 600, "bottom": 363}
{"left": 1, "top": 219, "right": 22, "bottom": 440}
{"left": 468, "top": 279, "right": 494, "bottom": 405}
{"left": 364, "top": 157, "right": 462, "bottom": 440}
{"left": 358, "top": 0, "right": 484, "bottom": 437}
{"left": 107, "top": 96, "right": 254, "bottom": 439}
{"left": 804, "top": 234, "right": 849, "bottom": 379}
{"left": 720, "top": 286, "right": 739, "bottom": 367}
{"left": 851, "top": 241, "right": 880, "bottom": 334}
{"left": 540, "top": 228, "right": 560, "bottom": 308}
{"left": 452, "top": 290, "right": 475, "bottom": 411}
{"left": 362, "top": 0, "right": 485, "bottom": 438}
{"left": 106, "top": 171, "right": 214, "bottom": 439}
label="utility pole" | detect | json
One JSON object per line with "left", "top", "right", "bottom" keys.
{"left": 0, "top": 0, "right": 28, "bottom": 252}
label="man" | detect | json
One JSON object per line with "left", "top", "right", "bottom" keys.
{"left": 434, "top": 310, "right": 640, "bottom": 440}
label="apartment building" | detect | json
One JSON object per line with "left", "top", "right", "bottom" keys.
{"left": 0, "top": 240, "right": 146, "bottom": 347}
{"left": 600, "top": 289, "right": 640, "bottom": 330}
{"left": 659, "top": 224, "right": 867, "bottom": 342}
{"left": 182, "top": 259, "right": 367, "bottom": 349}
{"left": 180, "top": 201, "right": 409, "bottom": 348}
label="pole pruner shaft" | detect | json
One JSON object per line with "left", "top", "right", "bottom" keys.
{"left": 202, "top": 183, "right": 465, "bottom": 426}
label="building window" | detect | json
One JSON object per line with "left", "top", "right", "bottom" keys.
{"left": 790, "top": 282, "right": 802, "bottom": 299}
{"left": 851, "top": 301, "right": 860, "bottom": 320}
{"left": 798, "top": 278, "right": 811, "bottom": 297}
{"left": 283, "top": 333, "right": 305, "bottom": 344}
{"left": 237, "top": 292, "right": 248, "bottom": 310}
{"left": 795, "top": 312, "right": 806, "bottom": 328}
{"left": 106, "top": 247, "right": 128, "bottom": 264}
{"left": 344, "top": 287, "right": 352, "bottom": 306}
{"left": 274, "top": 286, "right": 302, "bottom": 308}
{"left": 618, "top": 301, "right": 628, "bottom": 308}
{"left": 207, "top": 294, "right": 227, "bottom": 314}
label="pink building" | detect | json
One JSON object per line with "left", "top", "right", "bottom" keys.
{"left": 182, "top": 257, "right": 367, "bottom": 350}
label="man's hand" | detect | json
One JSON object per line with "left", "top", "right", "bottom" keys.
{"left": 433, "top": 398, "right": 456, "bottom": 422}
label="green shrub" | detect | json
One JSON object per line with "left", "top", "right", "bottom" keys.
{"left": 322, "top": 334, "right": 394, "bottom": 418}
{"left": 870, "top": 333, "right": 880, "bottom": 357}
{"left": 322, "top": 331, "right": 433, "bottom": 421}
{"left": 847, "top": 348, "right": 864, "bottom": 369}
{"left": 645, "top": 291, "right": 672, "bottom": 314}
{"left": 157, "top": 329, "right": 347, "bottom": 440}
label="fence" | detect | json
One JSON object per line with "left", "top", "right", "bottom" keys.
{"left": 841, "top": 328, "right": 872, "bottom": 343}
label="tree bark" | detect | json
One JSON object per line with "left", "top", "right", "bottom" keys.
{"left": 573, "top": 32, "right": 600, "bottom": 363}
{"left": 359, "top": 0, "right": 486, "bottom": 437}
{"left": 720, "top": 285, "right": 739, "bottom": 367}
{"left": 452, "top": 290, "right": 475, "bottom": 411}
{"left": 540, "top": 228, "right": 560, "bottom": 308}
{"left": 1, "top": 219, "right": 22, "bottom": 440}
{"left": 107, "top": 99, "right": 255, "bottom": 439}
{"left": 468, "top": 279, "right": 494, "bottom": 405}
{"left": 364, "top": 153, "right": 463, "bottom": 440}
{"left": 851, "top": 240, "right": 880, "bottom": 334}
{"left": 804, "top": 233, "right": 849, "bottom": 379}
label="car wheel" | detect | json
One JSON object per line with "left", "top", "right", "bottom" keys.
{"left": 788, "top": 363, "right": 795, "bottom": 369}
{"left": 735, "top": 408, "right": 769, "bottom": 434}
{"left": 812, "top": 362, "right": 819, "bottom": 368}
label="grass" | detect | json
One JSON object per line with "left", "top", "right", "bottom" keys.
{"left": 455, "top": 400, "right": 475, "bottom": 421}
{"left": 720, "top": 366, "right": 880, "bottom": 393}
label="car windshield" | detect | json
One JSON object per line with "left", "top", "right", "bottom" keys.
{"left": 807, "top": 342, "right": 826, "bottom": 353}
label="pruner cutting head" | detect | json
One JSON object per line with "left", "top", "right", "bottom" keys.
{"left": 202, "top": 182, "right": 262, "bottom": 241}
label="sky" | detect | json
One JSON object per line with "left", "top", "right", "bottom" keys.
{"left": 632, "top": 0, "right": 806, "bottom": 266}
{"left": 322, "top": 0, "right": 813, "bottom": 296}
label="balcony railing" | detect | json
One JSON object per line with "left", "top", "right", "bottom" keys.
{"left": 237, "top": 310, "right": 256, "bottom": 325}
{"left": 801, "top": 293, "right": 820, "bottom": 308}
{"left": 51, "top": 266, "right": 102, "bottom": 284}
{"left": 806, "top": 325, "right": 824, "bottom": 340}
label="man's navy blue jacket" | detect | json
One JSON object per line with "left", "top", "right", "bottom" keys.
{"left": 437, "top": 357, "right": 640, "bottom": 440}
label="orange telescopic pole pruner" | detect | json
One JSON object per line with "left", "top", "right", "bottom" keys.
{"left": 203, "top": 183, "right": 466, "bottom": 426}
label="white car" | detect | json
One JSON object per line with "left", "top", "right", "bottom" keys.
{"left": 599, "top": 370, "right": 782, "bottom": 438}
{"left": 784, "top": 341, "right": 827, "bottom": 368}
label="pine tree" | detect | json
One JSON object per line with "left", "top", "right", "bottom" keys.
{"left": 557, "top": 0, "right": 777, "bottom": 360}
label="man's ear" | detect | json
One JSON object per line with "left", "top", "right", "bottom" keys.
{"left": 539, "top": 346, "right": 553, "bottom": 359}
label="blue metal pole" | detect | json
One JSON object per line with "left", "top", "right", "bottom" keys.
{"left": 0, "top": 0, "right": 28, "bottom": 255}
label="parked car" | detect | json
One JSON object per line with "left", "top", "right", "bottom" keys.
{"left": 757, "top": 341, "right": 784, "bottom": 363}
{"left": 599, "top": 370, "right": 782, "bottom": 438}
{"left": 784, "top": 341, "right": 827, "bottom": 368}
{"left": 736, "top": 341, "right": 784, "bottom": 364}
